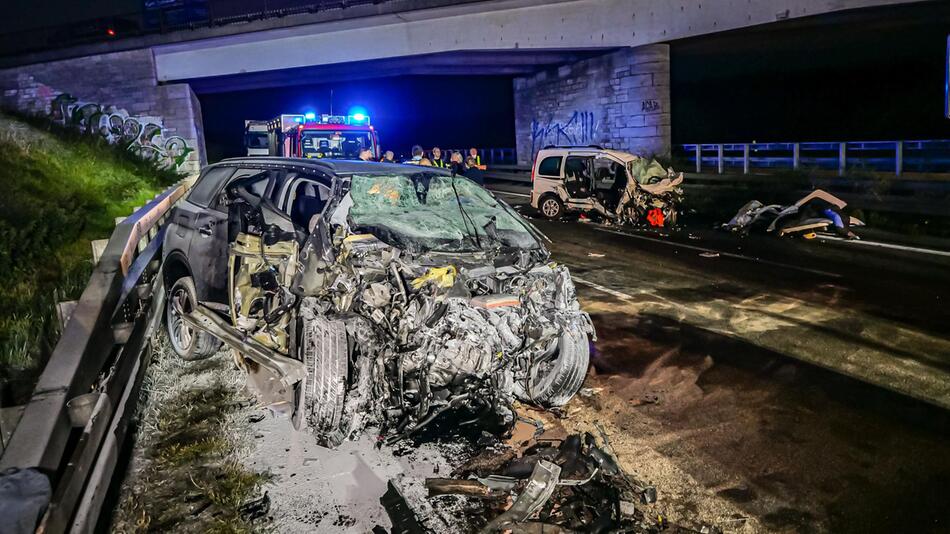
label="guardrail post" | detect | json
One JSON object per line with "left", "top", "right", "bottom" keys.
{"left": 717, "top": 144, "right": 724, "bottom": 174}
{"left": 838, "top": 142, "right": 847, "bottom": 176}
{"left": 743, "top": 144, "right": 750, "bottom": 174}
{"left": 895, "top": 141, "right": 903, "bottom": 177}
{"left": 792, "top": 143, "right": 801, "bottom": 170}
{"left": 694, "top": 145, "right": 701, "bottom": 173}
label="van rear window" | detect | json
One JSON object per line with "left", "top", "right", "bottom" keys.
{"left": 537, "top": 156, "right": 562, "bottom": 177}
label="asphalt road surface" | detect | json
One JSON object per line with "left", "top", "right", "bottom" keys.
{"left": 127, "top": 184, "right": 950, "bottom": 533}
{"left": 495, "top": 184, "right": 950, "bottom": 533}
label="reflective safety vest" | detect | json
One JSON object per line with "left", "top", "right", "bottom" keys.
{"left": 431, "top": 158, "right": 446, "bottom": 168}
{"left": 472, "top": 154, "right": 481, "bottom": 166}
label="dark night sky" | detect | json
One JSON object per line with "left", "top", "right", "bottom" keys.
{"left": 192, "top": 3, "right": 950, "bottom": 160}
{"left": 670, "top": 3, "right": 950, "bottom": 143}
{"left": 198, "top": 76, "right": 516, "bottom": 162}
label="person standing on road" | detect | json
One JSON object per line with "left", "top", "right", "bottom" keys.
{"left": 449, "top": 151, "right": 466, "bottom": 175}
{"left": 405, "top": 145, "right": 424, "bottom": 164}
{"left": 358, "top": 148, "right": 374, "bottom": 161}
{"left": 380, "top": 150, "right": 395, "bottom": 163}
{"left": 464, "top": 155, "right": 485, "bottom": 185}
{"left": 430, "top": 147, "right": 446, "bottom": 168}
{"left": 469, "top": 147, "right": 482, "bottom": 167}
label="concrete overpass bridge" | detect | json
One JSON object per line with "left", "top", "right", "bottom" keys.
{"left": 0, "top": 0, "right": 930, "bottom": 172}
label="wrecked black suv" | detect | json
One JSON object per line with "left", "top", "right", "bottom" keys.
{"left": 162, "top": 158, "right": 593, "bottom": 446}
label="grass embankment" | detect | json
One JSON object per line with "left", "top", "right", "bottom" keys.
{"left": 0, "top": 114, "right": 177, "bottom": 402}
{"left": 112, "top": 343, "right": 271, "bottom": 533}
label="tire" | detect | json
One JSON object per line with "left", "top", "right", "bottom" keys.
{"left": 539, "top": 195, "right": 564, "bottom": 220}
{"left": 528, "top": 325, "right": 590, "bottom": 407}
{"left": 299, "top": 302, "right": 348, "bottom": 442}
{"left": 166, "top": 276, "right": 221, "bottom": 361}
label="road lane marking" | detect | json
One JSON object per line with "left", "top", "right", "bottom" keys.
{"left": 572, "top": 276, "right": 636, "bottom": 301}
{"left": 817, "top": 235, "right": 950, "bottom": 258}
{"left": 595, "top": 228, "right": 843, "bottom": 279}
{"left": 489, "top": 189, "right": 531, "bottom": 198}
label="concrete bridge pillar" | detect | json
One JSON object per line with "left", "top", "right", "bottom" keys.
{"left": 514, "top": 44, "right": 670, "bottom": 166}
{"left": 0, "top": 49, "right": 205, "bottom": 174}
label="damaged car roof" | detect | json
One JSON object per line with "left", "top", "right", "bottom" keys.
{"left": 215, "top": 156, "right": 450, "bottom": 176}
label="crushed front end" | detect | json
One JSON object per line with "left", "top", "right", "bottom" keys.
{"left": 226, "top": 170, "right": 594, "bottom": 447}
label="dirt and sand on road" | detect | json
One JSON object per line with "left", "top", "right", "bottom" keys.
{"left": 114, "top": 213, "right": 950, "bottom": 533}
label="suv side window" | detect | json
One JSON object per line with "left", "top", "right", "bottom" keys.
{"left": 187, "top": 167, "right": 235, "bottom": 207}
{"left": 537, "top": 156, "right": 562, "bottom": 177}
{"left": 211, "top": 168, "right": 268, "bottom": 211}
{"left": 283, "top": 175, "right": 332, "bottom": 230}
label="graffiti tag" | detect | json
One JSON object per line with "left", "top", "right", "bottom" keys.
{"left": 530, "top": 111, "right": 598, "bottom": 155}
{"left": 49, "top": 94, "right": 193, "bottom": 170}
{"left": 641, "top": 99, "right": 660, "bottom": 113}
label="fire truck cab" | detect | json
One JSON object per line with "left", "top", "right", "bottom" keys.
{"left": 268, "top": 113, "right": 379, "bottom": 160}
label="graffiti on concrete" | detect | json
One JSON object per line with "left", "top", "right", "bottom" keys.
{"left": 531, "top": 111, "right": 598, "bottom": 154}
{"left": 49, "top": 94, "right": 192, "bottom": 170}
{"left": 641, "top": 99, "right": 660, "bottom": 113}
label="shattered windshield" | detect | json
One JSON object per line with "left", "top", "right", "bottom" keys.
{"left": 345, "top": 172, "right": 540, "bottom": 253}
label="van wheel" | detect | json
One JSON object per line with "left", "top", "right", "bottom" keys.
{"left": 166, "top": 276, "right": 220, "bottom": 361}
{"left": 539, "top": 195, "right": 564, "bottom": 219}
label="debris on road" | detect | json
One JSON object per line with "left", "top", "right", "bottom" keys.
{"left": 721, "top": 189, "right": 863, "bottom": 239}
{"left": 426, "top": 433, "right": 674, "bottom": 533}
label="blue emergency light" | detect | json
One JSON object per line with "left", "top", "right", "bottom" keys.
{"left": 304, "top": 111, "right": 316, "bottom": 120}
{"left": 294, "top": 116, "right": 304, "bottom": 123}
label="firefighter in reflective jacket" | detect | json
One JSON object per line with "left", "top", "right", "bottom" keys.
{"left": 468, "top": 147, "right": 481, "bottom": 166}
{"left": 430, "top": 147, "right": 446, "bottom": 168}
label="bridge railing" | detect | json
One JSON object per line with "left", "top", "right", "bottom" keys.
{"left": 0, "top": 1, "right": 402, "bottom": 58}
{"left": 677, "top": 140, "right": 950, "bottom": 177}
{"left": 443, "top": 147, "right": 517, "bottom": 166}
{"left": 0, "top": 178, "right": 192, "bottom": 532}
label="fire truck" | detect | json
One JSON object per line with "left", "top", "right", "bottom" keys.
{"left": 261, "top": 112, "right": 380, "bottom": 160}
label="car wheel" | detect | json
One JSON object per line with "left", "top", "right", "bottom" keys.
{"left": 539, "top": 195, "right": 564, "bottom": 219}
{"left": 527, "top": 324, "right": 590, "bottom": 407}
{"left": 166, "top": 276, "right": 221, "bottom": 361}
{"left": 299, "top": 301, "right": 348, "bottom": 445}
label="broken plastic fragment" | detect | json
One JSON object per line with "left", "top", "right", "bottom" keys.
{"left": 410, "top": 265, "right": 457, "bottom": 290}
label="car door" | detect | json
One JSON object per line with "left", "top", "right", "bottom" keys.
{"left": 563, "top": 155, "right": 593, "bottom": 199}
{"left": 189, "top": 168, "right": 271, "bottom": 304}
{"left": 165, "top": 165, "right": 234, "bottom": 267}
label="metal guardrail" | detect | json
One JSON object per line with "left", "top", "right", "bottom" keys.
{"left": 677, "top": 140, "right": 950, "bottom": 176}
{"left": 442, "top": 148, "right": 517, "bottom": 166}
{"left": 0, "top": 179, "right": 191, "bottom": 533}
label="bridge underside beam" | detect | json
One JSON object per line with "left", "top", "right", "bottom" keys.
{"left": 187, "top": 49, "right": 613, "bottom": 94}
{"left": 152, "top": 0, "right": 927, "bottom": 83}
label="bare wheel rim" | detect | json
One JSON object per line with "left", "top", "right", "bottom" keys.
{"left": 542, "top": 198, "right": 560, "bottom": 217}
{"left": 168, "top": 286, "right": 194, "bottom": 353}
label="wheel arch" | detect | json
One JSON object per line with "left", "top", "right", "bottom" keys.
{"left": 162, "top": 251, "right": 192, "bottom": 290}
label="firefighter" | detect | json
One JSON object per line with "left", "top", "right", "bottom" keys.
{"left": 405, "top": 145, "right": 424, "bottom": 164}
{"left": 468, "top": 147, "right": 482, "bottom": 167}
{"left": 430, "top": 147, "right": 446, "bottom": 168}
